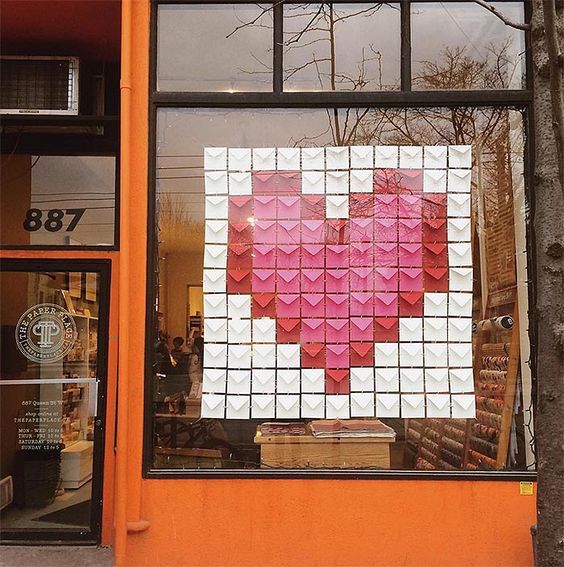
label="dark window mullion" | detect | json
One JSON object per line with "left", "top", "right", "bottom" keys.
{"left": 401, "top": 0, "right": 411, "bottom": 91}
{"left": 273, "top": 1, "right": 284, "bottom": 93}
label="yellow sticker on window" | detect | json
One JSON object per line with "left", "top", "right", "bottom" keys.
{"left": 520, "top": 482, "right": 534, "bottom": 495}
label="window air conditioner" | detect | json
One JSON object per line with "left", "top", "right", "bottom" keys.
{"left": 1, "top": 56, "right": 79, "bottom": 115}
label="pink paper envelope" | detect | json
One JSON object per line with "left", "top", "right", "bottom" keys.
{"left": 277, "top": 196, "right": 301, "bottom": 219}
{"left": 302, "top": 220, "right": 325, "bottom": 243}
{"left": 254, "top": 195, "right": 276, "bottom": 219}
{"left": 399, "top": 268, "right": 423, "bottom": 291}
{"left": 277, "top": 171, "right": 301, "bottom": 193}
{"left": 301, "top": 269, "right": 324, "bottom": 292}
{"left": 325, "top": 220, "right": 349, "bottom": 244}
{"left": 277, "top": 244, "right": 300, "bottom": 269}
{"left": 350, "top": 318, "right": 374, "bottom": 341}
{"left": 229, "top": 196, "right": 253, "bottom": 221}
{"left": 326, "top": 269, "right": 348, "bottom": 293}
{"left": 349, "top": 194, "right": 374, "bottom": 217}
{"left": 374, "top": 267, "right": 398, "bottom": 291}
{"left": 326, "top": 344, "right": 350, "bottom": 368}
{"left": 397, "top": 169, "right": 423, "bottom": 193}
{"left": 350, "top": 292, "right": 373, "bottom": 317}
{"left": 301, "top": 244, "right": 325, "bottom": 268}
{"left": 277, "top": 220, "right": 301, "bottom": 244}
{"left": 398, "top": 195, "right": 422, "bottom": 218}
{"left": 277, "top": 270, "right": 300, "bottom": 293}
{"left": 399, "top": 243, "right": 423, "bottom": 266}
{"left": 375, "top": 243, "right": 398, "bottom": 267}
{"left": 350, "top": 218, "right": 374, "bottom": 242}
{"left": 422, "top": 194, "right": 447, "bottom": 220}
{"left": 374, "top": 194, "right": 398, "bottom": 217}
{"left": 301, "top": 195, "right": 325, "bottom": 219}
{"left": 326, "top": 245, "right": 349, "bottom": 268}
{"left": 254, "top": 220, "right": 277, "bottom": 244}
{"left": 252, "top": 269, "right": 276, "bottom": 292}
{"left": 350, "top": 267, "right": 373, "bottom": 291}
{"left": 326, "top": 319, "right": 349, "bottom": 342}
{"left": 253, "top": 244, "right": 276, "bottom": 268}
{"left": 252, "top": 172, "right": 279, "bottom": 194}
{"left": 374, "top": 218, "right": 398, "bottom": 242}
{"left": 277, "top": 294, "right": 300, "bottom": 318}
{"left": 399, "top": 219, "right": 422, "bottom": 243}
{"left": 374, "top": 292, "right": 398, "bottom": 316}
{"left": 374, "top": 169, "right": 398, "bottom": 193}
{"left": 302, "top": 318, "right": 325, "bottom": 342}
{"left": 326, "top": 294, "right": 348, "bottom": 318}
{"left": 302, "top": 294, "right": 325, "bottom": 317}
{"left": 350, "top": 243, "right": 373, "bottom": 267}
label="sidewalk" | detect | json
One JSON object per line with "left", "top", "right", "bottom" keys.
{"left": 0, "top": 546, "right": 113, "bottom": 567}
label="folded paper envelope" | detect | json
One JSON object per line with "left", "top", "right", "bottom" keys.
{"left": 448, "top": 169, "right": 472, "bottom": 192}
{"left": 228, "top": 295, "right": 250, "bottom": 318}
{"left": 448, "top": 318, "right": 472, "bottom": 342}
{"left": 201, "top": 394, "right": 225, "bottom": 418}
{"left": 228, "top": 344, "right": 252, "bottom": 367}
{"left": 350, "top": 169, "right": 374, "bottom": 192}
{"left": 204, "top": 147, "right": 227, "bottom": 169}
{"left": 374, "top": 146, "right": 399, "bottom": 167}
{"left": 448, "top": 194, "right": 471, "bottom": 216}
{"left": 251, "top": 394, "right": 275, "bottom": 418}
{"left": 204, "top": 318, "right": 227, "bottom": 341}
{"left": 326, "top": 395, "right": 351, "bottom": 418}
{"left": 425, "top": 369, "right": 449, "bottom": 392}
{"left": 302, "top": 171, "right": 325, "bottom": 193}
{"left": 399, "top": 318, "right": 423, "bottom": 341}
{"left": 301, "top": 147, "right": 325, "bottom": 170}
{"left": 277, "top": 294, "right": 300, "bottom": 315}
{"left": 399, "top": 146, "right": 423, "bottom": 168}
{"left": 228, "top": 148, "right": 251, "bottom": 171}
{"left": 449, "top": 343, "right": 473, "bottom": 366}
{"left": 253, "top": 244, "right": 275, "bottom": 266}
{"left": 449, "top": 368, "right": 474, "bottom": 393}
{"left": 350, "top": 342, "right": 374, "bottom": 359}
{"left": 277, "top": 147, "right": 300, "bottom": 170}
{"left": 276, "top": 395, "right": 301, "bottom": 418}
{"left": 424, "top": 318, "right": 448, "bottom": 340}
{"left": 204, "top": 344, "right": 227, "bottom": 366}
{"left": 277, "top": 369, "right": 301, "bottom": 393}
{"left": 205, "top": 171, "right": 228, "bottom": 195}
{"left": 227, "top": 369, "right": 251, "bottom": 389}
{"left": 449, "top": 145, "right": 472, "bottom": 168}
{"left": 277, "top": 344, "right": 301, "bottom": 367}
{"left": 205, "top": 220, "right": 228, "bottom": 244}
{"left": 376, "top": 393, "right": 400, "bottom": 417}
{"left": 254, "top": 195, "right": 276, "bottom": 218}
{"left": 301, "top": 394, "right": 325, "bottom": 418}
{"left": 252, "top": 369, "right": 276, "bottom": 392}
{"left": 424, "top": 146, "right": 447, "bottom": 168}
{"left": 326, "top": 195, "right": 349, "bottom": 216}
{"left": 326, "top": 146, "right": 349, "bottom": 169}
{"left": 350, "top": 367, "right": 374, "bottom": 390}
{"left": 400, "top": 343, "right": 423, "bottom": 366}
{"left": 401, "top": 394, "right": 425, "bottom": 417}
{"left": 400, "top": 369, "right": 424, "bottom": 392}
{"left": 451, "top": 394, "right": 476, "bottom": 418}
{"left": 205, "top": 294, "right": 227, "bottom": 318}
{"left": 375, "top": 368, "right": 399, "bottom": 391}
{"left": 423, "top": 169, "right": 447, "bottom": 193}
{"left": 228, "top": 320, "right": 251, "bottom": 342}
{"left": 206, "top": 196, "right": 229, "bottom": 219}
{"left": 301, "top": 368, "right": 325, "bottom": 392}
{"left": 375, "top": 343, "right": 399, "bottom": 365}
{"left": 226, "top": 396, "right": 250, "bottom": 419}
{"left": 424, "top": 292, "right": 448, "bottom": 316}
{"left": 278, "top": 196, "right": 301, "bottom": 217}
{"left": 252, "top": 147, "right": 276, "bottom": 170}
{"left": 326, "top": 171, "right": 349, "bottom": 193}
{"left": 350, "top": 392, "right": 375, "bottom": 417}
{"left": 252, "top": 319, "right": 275, "bottom": 343}
{"left": 203, "top": 369, "right": 227, "bottom": 393}
{"left": 252, "top": 293, "right": 276, "bottom": 312}
{"left": 426, "top": 394, "right": 451, "bottom": 417}
{"left": 449, "top": 292, "right": 473, "bottom": 316}
{"left": 252, "top": 344, "right": 276, "bottom": 367}
{"left": 449, "top": 267, "right": 473, "bottom": 291}
{"left": 424, "top": 343, "right": 448, "bottom": 366}
{"left": 351, "top": 146, "right": 374, "bottom": 168}
{"left": 229, "top": 172, "right": 252, "bottom": 195}
{"left": 448, "top": 219, "right": 471, "bottom": 241}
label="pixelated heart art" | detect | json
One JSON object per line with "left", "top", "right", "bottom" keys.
{"left": 201, "top": 145, "right": 476, "bottom": 420}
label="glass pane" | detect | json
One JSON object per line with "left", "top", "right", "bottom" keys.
{"left": 0, "top": 155, "right": 116, "bottom": 247}
{"left": 283, "top": 3, "right": 401, "bottom": 91}
{"left": 157, "top": 4, "right": 273, "bottom": 92}
{"left": 151, "top": 107, "right": 533, "bottom": 472}
{"left": 411, "top": 2, "right": 526, "bottom": 90}
{"left": 0, "top": 270, "right": 100, "bottom": 533}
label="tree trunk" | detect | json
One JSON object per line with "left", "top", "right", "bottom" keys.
{"left": 532, "top": 1, "right": 564, "bottom": 565}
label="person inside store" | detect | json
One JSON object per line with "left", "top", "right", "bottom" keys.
{"left": 154, "top": 338, "right": 190, "bottom": 414}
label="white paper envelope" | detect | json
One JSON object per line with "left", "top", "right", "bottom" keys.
{"left": 205, "top": 196, "right": 229, "bottom": 219}
{"left": 423, "top": 169, "right": 447, "bottom": 193}
{"left": 277, "top": 147, "right": 300, "bottom": 170}
{"left": 301, "top": 369, "right": 325, "bottom": 393}
{"left": 204, "top": 343, "right": 227, "bottom": 368}
{"left": 400, "top": 343, "right": 423, "bottom": 367}
{"left": 326, "top": 146, "right": 349, "bottom": 170}
{"left": 228, "top": 172, "right": 252, "bottom": 195}
{"left": 424, "top": 368, "right": 449, "bottom": 393}
{"left": 424, "top": 146, "right": 447, "bottom": 169}
{"left": 374, "top": 146, "right": 398, "bottom": 168}
{"left": 301, "top": 394, "right": 325, "bottom": 419}
{"left": 200, "top": 393, "right": 225, "bottom": 418}
{"left": 252, "top": 369, "right": 276, "bottom": 393}
{"left": 399, "top": 146, "right": 423, "bottom": 169}
{"left": 252, "top": 344, "right": 276, "bottom": 368}
{"left": 326, "top": 171, "right": 349, "bottom": 195}
{"left": 448, "top": 194, "right": 471, "bottom": 217}
{"left": 350, "top": 367, "right": 375, "bottom": 392}
{"left": 350, "top": 146, "right": 374, "bottom": 169}
{"left": 202, "top": 369, "right": 227, "bottom": 393}
{"left": 399, "top": 318, "right": 423, "bottom": 342}
{"left": 400, "top": 369, "right": 424, "bottom": 392}
{"left": 227, "top": 370, "right": 251, "bottom": 395}
{"left": 228, "top": 148, "right": 251, "bottom": 171}
{"left": 276, "top": 344, "right": 301, "bottom": 368}
{"left": 451, "top": 394, "right": 476, "bottom": 418}
{"left": 450, "top": 368, "right": 474, "bottom": 393}
{"left": 449, "top": 145, "right": 472, "bottom": 168}
{"left": 350, "top": 170, "right": 374, "bottom": 193}
{"left": 448, "top": 169, "right": 472, "bottom": 193}
{"left": 203, "top": 269, "right": 227, "bottom": 293}
{"left": 350, "top": 392, "right": 375, "bottom": 418}
{"left": 302, "top": 171, "right": 325, "bottom": 194}
{"left": 204, "top": 147, "right": 227, "bottom": 170}
{"left": 424, "top": 318, "right": 447, "bottom": 341}
{"left": 376, "top": 393, "right": 400, "bottom": 418}
{"left": 251, "top": 318, "right": 276, "bottom": 343}
{"left": 252, "top": 148, "right": 276, "bottom": 170}
{"left": 276, "top": 395, "right": 301, "bottom": 419}
{"left": 448, "top": 219, "right": 471, "bottom": 242}
{"left": 228, "top": 344, "right": 252, "bottom": 368}
{"left": 326, "top": 195, "right": 349, "bottom": 218}
{"left": 426, "top": 394, "right": 451, "bottom": 418}
{"left": 450, "top": 268, "right": 473, "bottom": 291}
{"left": 375, "top": 368, "right": 399, "bottom": 392}
{"left": 401, "top": 394, "right": 425, "bottom": 418}
{"left": 204, "top": 244, "right": 228, "bottom": 269}
{"left": 449, "top": 318, "right": 473, "bottom": 342}
{"left": 326, "top": 395, "right": 350, "bottom": 419}
{"left": 228, "top": 319, "right": 251, "bottom": 343}
{"left": 205, "top": 220, "right": 228, "bottom": 244}
{"left": 424, "top": 343, "right": 448, "bottom": 367}
{"left": 374, "top": 343, "right": 399, "bottom": 367}
{"left": 448, "top": 343, "right": 473, "bottom": 367}
{"left": 204, "top": 318, "right": 227, "bottom": 342}
{"left": 251, "top": 394, "right": 275, "bottom": 419}
{"left": 424, "top": 293, "right": 448, "bottom": 317}
{"left": 228, "top": 295, "right": 251, "bottom": 319}
{"left": 226, "top": 395, "right": 250, "bottom": 419}
{"left": 205, "top": 171, "right": 228, "bottom": 195}
{"left": 449, "top": 292, "right": 473, "bottom": 317}
{"left": 301, "top": 147, "right": 324, "bottom": 170}
{"left": 204, "top": 293, "right": 227, "bottom": 318}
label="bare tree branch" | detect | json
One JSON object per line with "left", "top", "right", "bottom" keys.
{"left": 473, "top": 0, "right": 531, "bottom": 31}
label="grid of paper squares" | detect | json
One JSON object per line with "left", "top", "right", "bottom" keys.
{"left": 201, "top": 145, "right": 475, "bottom": 420}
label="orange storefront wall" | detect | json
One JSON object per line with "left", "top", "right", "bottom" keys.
{"left": 116, "top": 2, "right": 537, "bottom": 565}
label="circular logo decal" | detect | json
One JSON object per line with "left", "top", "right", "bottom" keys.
{"left": 15, "top": 303, "right": 77, "bottom": 363}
